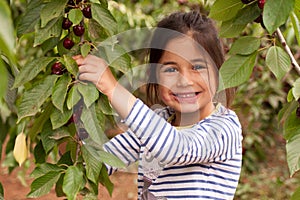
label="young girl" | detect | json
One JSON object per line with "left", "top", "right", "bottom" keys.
{"left": 74, "top": 11, "right": 243, "bottom": 200}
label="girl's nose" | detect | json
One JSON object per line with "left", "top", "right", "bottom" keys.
{"left": 176, "top": 71, "right": 194, "bottom": 87}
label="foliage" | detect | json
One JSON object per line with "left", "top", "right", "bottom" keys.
{"left": 0, "top": 0, "right": 300, "bottom": 199}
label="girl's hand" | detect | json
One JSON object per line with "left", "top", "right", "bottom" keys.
{"left": 73, "top": 54, "right": 117, "bottom": 98}
{"left": 73, "top": 54, "right": 136, "bottom": 119}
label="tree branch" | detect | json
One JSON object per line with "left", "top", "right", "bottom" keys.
{"left": 275, "top": 28, "right": 300, "bottom": 75}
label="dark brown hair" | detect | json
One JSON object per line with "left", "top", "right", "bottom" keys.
{"left": 146, "top": 11, "right": 236, "bottom": 107}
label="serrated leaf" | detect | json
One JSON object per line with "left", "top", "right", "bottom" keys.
{"left": 67, "top": 84, "right": 82, "bottom": 110}
{"left": 286, "top": 134, "right": 300, "bottom": 177}
{"left": 0, "top": 59, "right": 7, "bottom": 100}
{"left": 81, "top": 43, "right": 91, "bottom": 57}
{"left": 40, "top": 121, "right": 56, "bottom": 153}
{"left": 284, "top": 107, "right": 300, "bottom": 140}
{"left": 263, "top": 0, "right": 295, "bottom": 34}
{"left": 28, "top": 103, "right": 54, "bottom": 140}
{"left": 229, "top": 36, "right": 260, "bottom": 55}
{"left": 219, "top": 19, "right": 247, "bottom": 38}
{"left": 292, "top": 78, "right": 300, "bottom": 100}
{"left": 233, "top": 2, "right": 261, "bottom": 25}
{"left": 97, "top": 95, "right": 115, "bottom": 115}
{"left": 13, "top": 132, "right": 28, "bottom": 166}
{"left": 59, "top": 54, "right": 79, "bottom": 77}
{"left": 266, "top": 46, "right": 291, "bottom": 80}
{"left": 97, "top": 150, "right": 125, "bottom": 168}
{"left": 63, "top": 166, "right": 84, "bottom": 200}
{"left": 68, "top": 8, "right": 83, "bottom": 25}
{"left": 34, "top": 17, "right": 63, "bottom": 47}
{"left": 13, "top": 57, "right": 55, "bottom": 88}
{"left": 99, "top": 165, "right": 114, "bottom": 196}
{"left": 16, "top": 0, "right": 44, "bottom": 36}
{"left": 0, "top": 0, "right": 16, "bottom": 65}
{"left": 52, "top": 74, "right": 72, "bottom": 112}
{"left": 291, "top": 12, "right": 300, "bottom": 46}
{"left": 91, "top": 3, "right": 117, "bottom": 36}
{"left": 40, "top": 0, "right": 68, "bottom": 27}
{"left": 209, "top": 0, "right": 243, "bottom": 21}
{"left": 278, "top": 100, "right": 298, "bottom": 124}
{"left": 50, "top": 106, "right": 73, "bottom": 129}
{"left": 81, "top": 145, "right": 103, "bottom": 183}
{"left": 30, "top": 163, "right": 63, "bottom": 179}
{"left": 27, "top": 171, "right": 61, "bottom": 198}
{"left": 219, "top": 52, "right": 257, "bottom": 90}
{"left": 81, "top": 105, "right": 107, "bottom": 144}
{"left": 78, "top": 83, "right": 99, "bottom": 108}
{"left": 33, "top": 140, "right": 46, "bottom": 164}
{"left": 17, "top": 75, "right": 58, "bottom": 123}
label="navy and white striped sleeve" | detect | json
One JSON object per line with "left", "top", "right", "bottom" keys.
{"left": 123, "top": 99, "right": 242, "bottom": 165}
{"left": 103, "top": 130, "right": 141, "bottom": 175}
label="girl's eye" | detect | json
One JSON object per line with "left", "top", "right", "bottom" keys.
{"left": 163, "top": 67, "right": 178, "bottom": 73}
{"left": 193, "top": 65, "right": 206, "bottom": 71}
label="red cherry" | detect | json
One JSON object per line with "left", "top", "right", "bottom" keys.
{"left": 73, "top": 25, "right": 85, "bottom": 36}
{"left": 63, "top": 38, "right": 74, "bottom": 49}
{"left": 82, "top": 6, "right": 92, "bottom": 19}
{"left": 258, "top": 0, "right": 266, "bottom": 9}
{"left": 62, "top": 18, "right": 73, "bottom": 30}
{"left": 51, "top": 62, "right": 63, "bottom": 75}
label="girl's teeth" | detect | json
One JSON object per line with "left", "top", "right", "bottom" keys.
{"left": 176, "top": 93, "right": 196, "bottom": 98}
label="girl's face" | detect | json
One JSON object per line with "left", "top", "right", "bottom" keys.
{"left": 157, "top": 36, "right": 217, "bottom": 121}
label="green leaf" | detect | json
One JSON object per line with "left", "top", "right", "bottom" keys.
{"left": 68, "top": 8, "right": 83, "bottom": 25}
{"left": 13, "top": 57, "right": 56, "bottom": 88}
{"left": 99, "top": 165, "right": 114, "bottom": 196}
{"left": 0, "top": 0, "right": 16, "bottom": 65}
{"left": 209, "top": 0, "right": 243, "bottom": 21}
{"left": 81, "top": 104, "right": 107, "bottom": 144}
{"left": 219, "top": 19, "right": 247, "bottom": 38}
{"left": 52, "top": 74, "right": 72, "bottom": 112}
{"left": 40, "top": 0, "right": 68, "bottom": 27}
{"left": 286, "top": 134, "right": 300, "bottom": 177}
{"left": 28, "top": 103, "right": 54, "bottom": 140}
{"left": 50, "top": 106, "right": 73, "bottom": 129}
{"left": 97, "top": 150, "right": 125, "bottom": 168}
{"left": 97, "top": 95, "right": 115, "bottom": 115}
{"left": 219, "top": 52, "right": 257, "bottom": 90}
{"left": 58, "top": 55, "right": 79, "bottom": 77}
{"left": 0, "top": 59, "right": 8, "bottom": 100}
{"left": 17, "top": 75, "right": 58, "bottom": 123}
{"left": 78, "top": 83, "right": 99, "bottom": 108}
{"left": 290, "top": 12, "right": 300, "bottom": 46}
{"left": 67, "top": 84, "right": 82, "bottom": 110}
{"left": 30, "top": 163, "right": 63, "bottom": 179}
{"left": 229, "top": 36, "right": 261, "bottom": 55}
{"left": 63, "top": 166, "right": 84, "bottom": 200}
{"left": 33, "top": 140, "right": 46, "bottom": 164}
{"left": 292, "top": 78, "right": 300, "bottom": 100}
{"left": 81, "top": 43, "right": 91, "bottom": 57}
{"left": 91, "top": 3, "right": 117, "bottom": 36}
{"left": 263, "top": 0, "right": 295, "bottom": 34}
{"left": 34, "top": 17, "right": 63, "bottom": 47}
{"left": 81, "top": 145, "right": 103, "bottom": 183}
{"left": 27, "top": 171, "right": 61, "bottom": 198}
{"left": 283, "top": 108, "right": 300, "bottom": 140}
{"left": 16, "top": 0, "right": 44, "bottom": 36}
{"left": 278, "top": 100, "right": 298, "bottom": 125}
{"left": 266, "top": 46, "right": 291, "bottom": 80}
{"left": 40, "top": 121, "right": 57, "bottom": 153}
{"left": 291, "top": 187, "right": 300, "bottom": 200}
{"left": 233, "top": 2, "right": 261, "bottom": 25}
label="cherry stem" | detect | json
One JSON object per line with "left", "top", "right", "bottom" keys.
{"left": 275, "top": 28, "right": 300, "bottom": 75}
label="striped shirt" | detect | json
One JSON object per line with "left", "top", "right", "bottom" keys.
{"left": 103, "top": 99, "right": 243, "bottom": 200}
